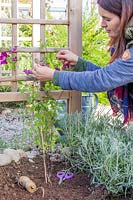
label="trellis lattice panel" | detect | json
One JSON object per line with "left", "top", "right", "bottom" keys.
{"left": 0, "top": 0, "right": 82, "bottom": 113}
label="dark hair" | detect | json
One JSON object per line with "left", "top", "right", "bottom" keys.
{"left": 97, "top": 0, "right": 133, "bottom": 62}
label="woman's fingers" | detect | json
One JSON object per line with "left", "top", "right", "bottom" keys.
{"left": 56, "top": 50, "right": 78, "bottom": 66}
{"left": 32, "top": 69, "right": 40, "bottom": 80}
{"left": 56, "top": 54, "right": 67, "bottom": 61}
{"left": 56, "top": 50, "right": 68, "bottom": 60}
{"left": 32, "top": 69, "right": 37, "bottom": 75}
{"left": 33, "top": 63, "right": 40, "bottom": 71}
{"left": 32, "top": 64, "right": 55, "bottom": 82}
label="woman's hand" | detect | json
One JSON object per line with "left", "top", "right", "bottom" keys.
{"left": 32, "top": 63, "right": 55, "bottom": 82}
{"left": 56, "top": 50, "right": 78, "bottom": 66}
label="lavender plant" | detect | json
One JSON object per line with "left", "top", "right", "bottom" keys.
{"left": 59, "top": 111, "right": 133, "bottom": 196}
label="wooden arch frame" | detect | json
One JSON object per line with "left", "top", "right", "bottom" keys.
{"left": 0, "top": 0, "right": 82, "bottom": 113}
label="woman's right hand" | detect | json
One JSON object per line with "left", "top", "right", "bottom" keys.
{"left": 56, "top": 50, "right": 78, "bottom": 66}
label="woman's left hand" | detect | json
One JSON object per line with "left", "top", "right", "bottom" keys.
{"left": 32, "top": 63, "right": 55, "bottom": 82}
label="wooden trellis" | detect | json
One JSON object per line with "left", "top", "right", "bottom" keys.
{"left": 0, "top": 0, "right": 82, "bottom": 113}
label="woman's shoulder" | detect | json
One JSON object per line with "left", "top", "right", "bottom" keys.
{"left": 129, "top": 45, "right": 133, "bottom": 56}
{"left": 121, "top": 46, "right": 133, "bottom": 61}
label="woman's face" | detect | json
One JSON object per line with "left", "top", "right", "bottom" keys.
{"left": 98, "top": 5, "right": 121, "bottom": 38}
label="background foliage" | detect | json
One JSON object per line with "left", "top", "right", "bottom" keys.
{"left": 82, "top": 6, "right": 110, "bottom": 104}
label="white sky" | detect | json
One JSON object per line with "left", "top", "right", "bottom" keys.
{"left": 48, "top": 0, "right": 92, "bottom": 18}
{"left": 50, "top": 0, "right": 90, "bottom": 10}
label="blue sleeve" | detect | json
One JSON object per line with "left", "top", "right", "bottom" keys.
{"left": 73, "top": 57, "right": 101, "bottom": 72}
{"left": 54, "top": 56, "right": 133, "bottom": 92}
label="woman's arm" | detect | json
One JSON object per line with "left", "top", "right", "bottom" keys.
{"left": 56, "top": 50, "right": 101, "bottom": 72}
{"left": 73, "top": 57, "right": 101, "bottom": 72}
{"left": 53, "top": 55, "right": 133, "bottom": 92}
{"left": 32, "top": 48, "right": 133, "bottom": 93}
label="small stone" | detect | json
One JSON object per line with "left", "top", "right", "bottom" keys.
{"left": 2, "top": 109, "right": 12, "bottom": 115}
{"left": 4, "top": 184, "right": 9, "bottom": 191}
{"left": 28, "top": 159, "right": 34, "bottom": 163}
{"left": 50, "top": 153, "right": 65, "bottom": 162}
{"left": 11, "top": 184, "right": 15, "bottom": 188}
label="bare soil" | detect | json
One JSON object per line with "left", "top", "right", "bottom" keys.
{"left": 0, "top": 156, "right": 132, "bottom": 200}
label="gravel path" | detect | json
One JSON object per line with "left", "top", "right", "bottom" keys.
{"left": 0, "top": 104, "right": 113, "bottom": 143}
{"left": 0, "top": 107, "right": 32, "bottom": 147}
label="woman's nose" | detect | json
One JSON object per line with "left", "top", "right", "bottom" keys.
{"left": 101, "top": 19, "right": 107, "bottom": 28}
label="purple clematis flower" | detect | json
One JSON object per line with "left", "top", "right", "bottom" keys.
{"left": 23, "top": 69, "right": 33, "bottom": 75}
{"left": 12, "top": 56, "right": 17, "bottom": 62}
{"left": 0, "top": 52, "right": 8, "bottom": 65}
{"left": 0, "top": 48, "right": 18, "bottom": 66}
{"left": 0, "top": 60, "right": 7, "bottom": 65}
{"left": 1, "top": 52, "right": 8, "bottom": 57}
{"left": 62, "top": 63, "right": 69, "bottom": 70}
{"left": 10, "top": 46, "right": 18, "bottom": 53}
{"left": 55, "top": 66, "right": 60, "bottom": 71}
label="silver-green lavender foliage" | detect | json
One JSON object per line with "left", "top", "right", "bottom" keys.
{"left": 59, "top": 111, "right": 133, "bottom": 195}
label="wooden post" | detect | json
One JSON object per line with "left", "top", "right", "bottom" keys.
{"left": 68, "top": 0, "right": 82, "bottom": 113}
{"left": 11, "top": 0, "right": 18, "bottom": 92}
{"left": 40, "top": 0, "right": 46, "bottom": 49}
{"left": 32, "top": 0, "right": 41, "bottom": 62}
{"left": 40, "top": 0, "right": 46, "bottom": 90}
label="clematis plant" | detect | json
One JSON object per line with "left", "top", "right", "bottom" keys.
{"left": 55, "top": 63, "right": 69, "bottom": 71}
{"left": 23, "top": 62, "right": 69, "bottom": 76}
{"left": 0, "top": 46, "right": 18, "bottom": 70}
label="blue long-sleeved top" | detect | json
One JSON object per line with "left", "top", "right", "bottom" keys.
{"left": 53, "top": 46, "right": 133, "bottom": 92}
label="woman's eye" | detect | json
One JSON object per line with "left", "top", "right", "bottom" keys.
{"left": 105, "top": 18, "right": 111, "bottom": 22}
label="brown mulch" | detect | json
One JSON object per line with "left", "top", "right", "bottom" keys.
{"left": 0, "top": 156, "right": 132, "bottom": 200}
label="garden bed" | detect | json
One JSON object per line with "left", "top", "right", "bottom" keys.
{"left": 0, "top": 156, "right": 132, "bottom": 200}
{"left": 0, "top": 106, "right": 132, "bottom": 200}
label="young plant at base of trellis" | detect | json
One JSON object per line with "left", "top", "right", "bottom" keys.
{"left": 24, "top": 82, "right": 59, "bottom": 184}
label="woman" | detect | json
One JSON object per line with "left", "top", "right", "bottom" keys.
{"left": 32, "top": 0, "right": 133, "bottom": 124}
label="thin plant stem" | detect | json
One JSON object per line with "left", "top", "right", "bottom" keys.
{"left": 40, "top": 124, "right": 48, "bottom": 184}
